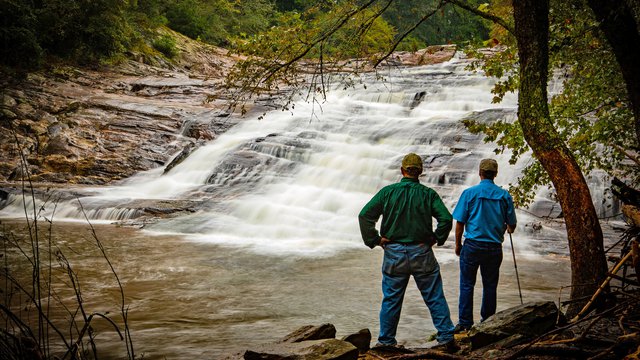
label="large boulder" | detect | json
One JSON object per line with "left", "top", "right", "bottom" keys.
{"left": 279, "top": 324, "right": 337, "bottom": 343}
{"left": 222, "top": 324, "right": 358, "bottom": 360}
{"left": 468, "top": 300, "right": 561, "bottom": 349}
{"left": 340, "top": 329, "right": 371, "bottom": 353}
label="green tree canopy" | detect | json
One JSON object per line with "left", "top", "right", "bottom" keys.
{"left": 464, "top": 0, "right": 639, "bottom": 205}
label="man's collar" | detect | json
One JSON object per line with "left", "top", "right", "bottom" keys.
{"left": 401, "top": 177, "right": 419, "bottom": 183}
{"left": 481, "top": 179, "right": 495, "bottom": 184}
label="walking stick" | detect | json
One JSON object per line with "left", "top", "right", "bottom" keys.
{"left": 509, "top": 232, "right": 524, "bottom": 305}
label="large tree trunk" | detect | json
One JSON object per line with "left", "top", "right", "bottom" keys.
{"left": 512, "top": 0, "right": 608, "bottom": 315}
{"left": 586, "top": 0, "right": 640, "bottom": 147}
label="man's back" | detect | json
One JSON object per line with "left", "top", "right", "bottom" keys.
{"left": 453, "top": 179, "right": 516, "bottom": 243}
{"left": 359, "top": 177, "right": 452, "bottom": 247}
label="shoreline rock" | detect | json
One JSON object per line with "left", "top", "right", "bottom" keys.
{"left": 227, "top": 296, "right": 640, "bottom": 359}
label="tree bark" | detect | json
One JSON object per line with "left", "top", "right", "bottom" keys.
{"left": 512, "top": 0, "right": 608, "bottom": 315}
{"left": 586, "top": 0, "right": 640, "bottom": 147}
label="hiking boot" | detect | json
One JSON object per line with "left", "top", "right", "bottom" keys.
{"left": 432, "top": 339, "right": 460, "bottom": 353}
{"left": 372, "top": 343, "right": 412, "bottom": 353}
{"left": 453, "top": 324, "right": 471, "bottom": 334}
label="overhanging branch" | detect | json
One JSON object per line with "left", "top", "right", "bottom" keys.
{"left": 373, "top": 0, "right": 447, "bottom": 68}
{"left": 446, "top": 0, "right": 515, "bottom": 35}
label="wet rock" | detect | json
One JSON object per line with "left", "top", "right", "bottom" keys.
{"left": 280, "top": 324, "right": 337, "bottom": 343}
{"left": 2, "top": 94, "right": 17, "bottom": 108}
{"left": 389, "top": 45, "right": 457, "bottom": 66}
{"left": 1, "top": 109, "right": 17, "bottom": 120}
{"left": 120, "top": 199, "right": 203, "bottom": 216}
{"left": 184, "top": 122, "right": 215, "bottom": 140}
{"left": 340, "top": 329, "right": 371, "bottom": 353}
{"left": 14, "top": 102, "right": 36, "bottom": 119}
{"left": 43, "top": 135, "right": 75, "bottom": 156}
{"left": 226, "top": 339, "right": 358, "bottom": 360}
{"left": 468, "top": 301, "right": 561, "bottom": 349}
{"left": 410, "top": 91, "right": 427, "bottom": 109}
{"left": 47, "top": 122, "right": 68, "bottom": 137}
{"left": 164, "top": 142, "right": 196, "bottom": 174}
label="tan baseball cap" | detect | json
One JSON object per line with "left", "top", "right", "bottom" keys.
{"left": 479, "top": 159, "right": 498, "bottom": 172}
{"left": 402, "top": 153, "right": 423, "bottom": 170}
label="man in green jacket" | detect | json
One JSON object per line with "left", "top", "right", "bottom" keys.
{"left": 359, "top": 153, "right": 457, "bottom": 351}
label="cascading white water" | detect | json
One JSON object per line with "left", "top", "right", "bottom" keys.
{"left": 0, "top": 54, "right": 617, "bottom": 258}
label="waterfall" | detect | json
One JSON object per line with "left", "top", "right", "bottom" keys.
{"left": 0, "top": 54, "right": 618, "bottom": 258}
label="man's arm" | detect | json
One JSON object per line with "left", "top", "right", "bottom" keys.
{"left": 431, "top": 192, "right": 453, "bottom": 245}
{"left": 455, "top": 221, "right": 464, "bottom": 256}
{"left": 505, "top": 193, "right": 517, "bottom": 234}
{"left": 358, "top": 192, "right": 384, "bottom": 249}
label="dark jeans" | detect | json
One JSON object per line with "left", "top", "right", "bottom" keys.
{"left": 458, "top": 239, "right": 503, "bottom": 328}
{"left": 379, "top": 242, "right": 455, "bottom": 345}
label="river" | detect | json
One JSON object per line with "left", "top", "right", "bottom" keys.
{"left": 0, "top": 53, "right": 623, "bottom": 359}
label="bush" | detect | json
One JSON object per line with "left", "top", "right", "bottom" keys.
{"left": 0, "top": 0, "right": 43, "bottom": 69}
{"left": 153, "top": 34, "right": 179, "bottom": 58}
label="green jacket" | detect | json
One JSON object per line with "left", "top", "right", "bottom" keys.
{"left": 358, "top": 177, "right": 453, "bottom": 249}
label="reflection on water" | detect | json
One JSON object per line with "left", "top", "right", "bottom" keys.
{"left": 2, "top": 219, "right": 571, "bottom": 359}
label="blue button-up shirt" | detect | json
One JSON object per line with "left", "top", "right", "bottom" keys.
{"left": 452, "top": 179, "right": 517, "bottom": 244}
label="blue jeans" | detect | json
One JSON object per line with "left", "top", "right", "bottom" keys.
{"left": 379, "top": 242, "right": 455, "bottom": 345}
{"left": 458, "top": 239, "right": 503, "bottom": 328}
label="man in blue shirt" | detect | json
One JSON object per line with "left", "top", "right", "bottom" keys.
{"left": 452, "top": 159, "right": 517, "bottom": 332}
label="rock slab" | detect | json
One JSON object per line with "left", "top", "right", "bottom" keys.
{"left": 468, "top": 300, "right": 560, "bottom": 349}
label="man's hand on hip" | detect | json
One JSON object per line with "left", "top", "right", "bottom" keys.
{"left": 379, "top": 237, "right": 391, "bottom": 248}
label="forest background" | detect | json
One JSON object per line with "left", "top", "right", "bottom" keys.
{"left": 0, "top": 0, "right": 489, "bottom": 68}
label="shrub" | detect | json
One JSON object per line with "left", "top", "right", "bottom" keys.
{"left": 153, "top": 34, "right": 179, "bottom": 58}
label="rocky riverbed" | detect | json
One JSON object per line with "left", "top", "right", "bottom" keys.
{"left": 0, "top": 30, "right": 241, "bottom": 186}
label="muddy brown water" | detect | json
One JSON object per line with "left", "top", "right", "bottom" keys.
{"left": 2, "top": 219, "right": 573, "bottom": 359}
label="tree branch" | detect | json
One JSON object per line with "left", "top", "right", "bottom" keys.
{"left": 373, "top": 0, "right": 447, "bottom": 68}
{"left": 259, "top": 0, "right": 380, "bottom": 86}
{"left": 446, "top": 0, "right": 515, "bottom": 35}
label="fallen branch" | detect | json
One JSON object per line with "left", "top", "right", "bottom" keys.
{"left": 587, "top": 332, "right": 640, "bottom": 360}
{"left": 503, "top": 304, "right": 623, "bottom": 360}
{"left": 573, "top": 252, "right": 633, "bottom": 321}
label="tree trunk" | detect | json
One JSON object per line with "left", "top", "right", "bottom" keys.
{"left": 512, "top": 0, "right": 608, "bottom": 315}
{"left": 586, "top": 0, "right": 640, "bottom": 147}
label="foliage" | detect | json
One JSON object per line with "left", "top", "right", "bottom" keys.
{"left": 462, "top": 0, "right": 639, "bottom": 206}
{"left": 0, "top": 0, "right": 277, "bottom": 67}
{"left": 0, "top": 0, "right": 43, "bottom": 69}
{"left": 164, "top": 0, "right": 275, "bottom": 46}
{"left": 225, "top": 1, "right": 409, "bottom": 115}
{"left": 36, "top": 0, "right": 135, "bottom": 63}
{"left": 164, "top": 0, "right": 213, "bottom": 41}
{"left": 0, "top": 0, "right": 136, "bottom": 67}
{"left": 322, "top": 7, "right": 396, "bottom": 58}
{"left": 0, "top": 0, "right": 490, "bottom": 69}
{"left": 383, "top": 0, "right": 491, "bottom": 48}
{"left": 153, "top": 34, "right": 179, "bottom": 58}
{"left": 274, "top": 0, "right": 310, "bottom": 13}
